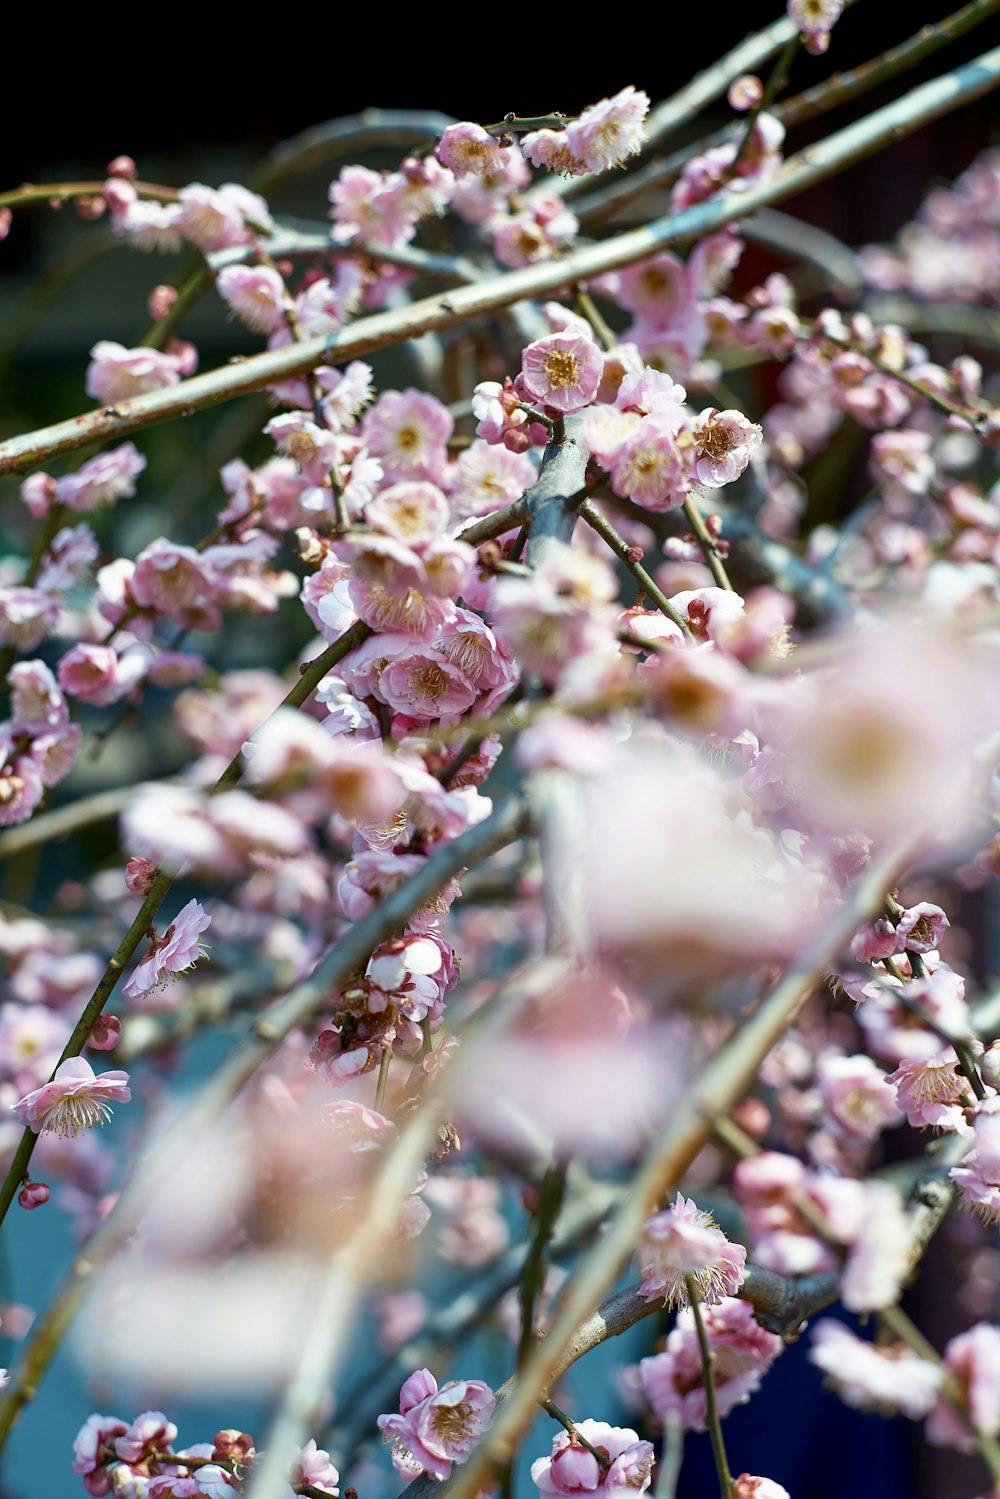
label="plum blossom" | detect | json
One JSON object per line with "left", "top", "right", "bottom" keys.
{"left": 809, "top": 1320, "right": 941, "bottom": 1418}
{"left": 732, "top": 1481, "right": 790, "bottom": 1499}
{"left": 531, "top": 1421, "right": 654, "bottom": 1497}
{"left": 85, "top": 342, "right": 190, "bottom": 403}
{"left": 640, "top": 1296, "right": 783, "bottom": 1430}
{"left": 565, "top": 86, "right": 650, "bottom": 173}
{"left": 636, "top": 1193, "right": 747, "bottom": 1308}
{"left": 377, "top": 1368, "right": 495, "bottom": 1480}
{"left": 12, "top": 1057, "right": 131, "bottom": 1138}
{"left": 951, "top": 1106, "right": 1000, "bottom": 1221}
{"left": 927, "top": 1323, "right": 1000, "bottom": 1452}
{"left": 686, "top": 407, "right": 763, "bottom": 487}
{"left": 889, "top": 1051, "right": 972, "bottom": 1133}
{"left": 519, "top": 331, "right": 603, "bottom": 414}
{"left": 436, "top": 122, "right": 506, "bottom": 178}
{"left": 215, "top": 264, "right": 286, "bottom": 334}
{"left": 122, "top": 900, "right": 211, "bottom": 999}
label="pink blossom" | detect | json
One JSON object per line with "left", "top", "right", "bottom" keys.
{"left": 423, "top": 1174, "right": 510, "bottom": 1267}
{"left": 0, "top": 585, "right": 61, "bottom": 651}
{"left": 519, "top": 331, "right": 603, "bottom": 414}
{"left": 176, "top": 181, "right": 271, "bottom": 251}
{"left": 809, "top": 1319, "right": 941, "bottom": 1417}
{"left": 450, "top": 439, "right": 537, "bottom": 518}
{"left": 927, "top": 1323, "right": 1000, "bottom": 1452}
{"left": 122, "top": 899, "right": 211, "bottom": 999}
{"left": 131, "top": 539, "right": 220, "bottom": 627}
{"left": 816, "top": 1053, "right": 901, "bottom": 1141}
{"left": 288, "top": 1438, "right": 339, "bottom": 1495}
{"left": 894, "top": 901, "right": 950, "bottom": 954}
{"left": 0, "top": 751, "right": 45, "bottom": 826}
{"left": 49, "top": 443, "right": 146, "bottom": 512}
{"left": 609, "top": 415, "right": 688, "bottom": 511}
{"left": 849, "top": 917, "right": 898, "bottom": 962}
{"left": 365, "top": 480, "right": 451, "bottom": 545}
{"left": 640, "top": 1296, "right": 783, "bottom": 1430}
{"left": 636, "top": 1193, "right": 747, "bottom": 1308}
{"left": 85, "top": 341, "right": 186, "bottom": 403}
{"left": 215, "top": 264, "right": 286, "bottom": 334}
{"left": 362, "top": 388, "right": 452, "bottom": 483}
{"left": 12, "top": 1057, "right": 131, "bottom": 1138}
{"left": 489, "top": 198, "right": 579, "bottom": 268}
{"left": 889, "top": 1051, "right": 971, "bottom": 1133}
{"left": 379, "top": 649, "right": 479, "bottom": 722}
{"left": 788, "top": 0, "right": 844, "bottom": 38}
{"left": 377, "top": 1368, "right": 495, "bottom": 1480}
{"left": 436, "top": 122, "right": 506, "bottom": 178}
{"left": 57, "top": 644, "right": 132, "bottom": 707}
{"left": 115, "top": 1409, "right": 177, "bottom": 1463}
{"left": 733, "top": 1480, "right": 790, "bottom": 1499}
{"left": 8, "top": 659, "right": 67, "bottom": 733}
{"left": 520, "top": 128, "right": 587, "bottom": 177}
{"left": 531, "top": 1421, "right": 653, "bottom": 1497}
{"left": 35, "top": 522, "right": 100, "bottom": 593}
{"left": 472, "top": 377, "right": 538, "bottom": 451}
{"left": 73, "top": 1413, "right": 129, "bottom": 1496}
{"left": 951, "top": 1107, "right": 1000, "bottom": 1222}
{"left": 686, "top": 408, "right": 763, "bottom": 487}
{"left": 125, "top": 856, "right": 158, "bottom": 897}
{"left": 565, "top": 86, "right": 650, "bottom": 174}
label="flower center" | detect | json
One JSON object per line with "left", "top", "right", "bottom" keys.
{"left": 430, "top": 1400, "right": 475, "bottom": 1445}
{"left": 542, "top": 351, "right": 582, "bottom": 390}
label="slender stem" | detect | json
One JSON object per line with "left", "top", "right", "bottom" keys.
{"left": 682, "top": 497, "right": 735, "bottom": 592}
{"left": 374, "top": 1047, "right": 392, "bottom": 1114}
{"left": 518, "top": 1165, "right": 568, "bottom": 1368}
{"left": 541, "top": 1399, "right": 610, "bottom": 1470}
{"left": 727, "top": 34, "right": 800, "bottom": 180}
{"left": 0, "top": 180, "right": 179, "bottom": 210}
{"left": 455, "top": 499, "right": 530, "bottom": 547}
{"left": 6, "top": 44, "right": 999, "bottom": 476}
{"left": 579, "top": 499, "right": 690, "bottom": 634}
{"left": 685, "top": 1282, "right": 733, "bottom": 1499}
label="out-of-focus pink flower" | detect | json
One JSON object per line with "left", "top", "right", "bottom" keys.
{"left": 952, "top": 1106, "right": 1000, "bottom": 1222}
{"left": 809, "top": 1319, "right": 941, "bottom": 1417}
{"left": 927, "top": 1323, "right": 1000, "bottom": 1452}
{"left": 728, "top": 75, "right": 764, "bottom": 111}
{"left": 640, "top": 1296, "right": 783, "bottom": 1430}
{"left": 816, "top": 1053, "right": 901, "bottom": 1142}
{"left": 216, "top": 264, "right": 286, "bottom": 334}
{"left": 637, "top": 1193, "right": 746, "bottom": 1308}
{"left": 531, "top": 1420, "right": 654, "bottom": 1497}
{"left": 12, "top": 1057, "right": 131, "bottom": 1138}
{"left": 176, "top": 181, "right": 272, "bottom": 251}
{"left": 122, "top": 899, "right": 211, "bottom": 999}
{"left": 362, "top": 389, "right": 453, "bottom": 484}
{"left": 519, "top": 331, "right": 603, "bottom": 414}
{"left": 85, "top": 342, "right": 187, "bottom": 403}
{"left": 377, "top": 1368, "right": 495, "bottom": 1480}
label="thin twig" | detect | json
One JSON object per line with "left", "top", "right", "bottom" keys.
{"left": 686, "top": 1282, "right": 733, "bottom": 1499}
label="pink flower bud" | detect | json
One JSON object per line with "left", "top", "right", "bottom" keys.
{"left": 107, "top": 155, "right": 137, "bottom": 179}
{"left": 125, "top": 856, "right": 158, "bottom": 897}
{"left": 88, "top": 1015, "right": 121, "bottom": 1051}
{"left": 18, "top": 1181, "right": 51, "bottom": 1210}
{"left": 728, "top": 75, "right": 763, "bottom": 111}
{"left": 148, "top": 284, "right": 179, "bottom": 321}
